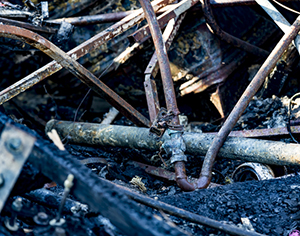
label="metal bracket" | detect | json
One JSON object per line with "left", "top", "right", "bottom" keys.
{"left": 149, "top": 107, "right": 183, "bottom": 138}
{"left": 0, "top": 123, "right": 36, "bottom": 213}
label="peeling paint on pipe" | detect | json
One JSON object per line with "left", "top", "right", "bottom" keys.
{"left": 46, "top": 120, "right": 300, "bottom": 166}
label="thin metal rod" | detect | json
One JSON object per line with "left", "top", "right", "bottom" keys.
{"left": 144, "top": 14, "right": 186, "bottom": 122}
{"left": 138, "top": 0, "right": 179, "bottom": 121}
{"left": 0, "top": 24, "right": 150, "bottom": 127}
{"left": 0, "top": 0, "right": 175, "bottom": 106}
{"left": 0, "top": 17, "right": 56, "bottom": 34}
{"left": 198, "top": 15, "right": 300, "bottom": 189}
{"left": 139, "top": 0, "right": 196, "bottom": 191}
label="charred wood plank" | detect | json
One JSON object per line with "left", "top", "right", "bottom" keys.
{"left": 0, "top": 112, "right": 187, "bottom": 236}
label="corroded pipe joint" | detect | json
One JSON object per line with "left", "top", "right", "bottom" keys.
{"left": 162, "top": 129, "right": 187, "bottom": 163}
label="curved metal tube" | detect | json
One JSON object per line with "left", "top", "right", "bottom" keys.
{"left": 138, "top": 0, "right": 195, "bottom": 191}
{"left": 0, "top": 24, "right": 150, "bottom": 127}
{"left": 202, "top": 0, "right": 269, "bottom": 58}
{"left": 198, "top": 15, "right": 300, "bottom": 189}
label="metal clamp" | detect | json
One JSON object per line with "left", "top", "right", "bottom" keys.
{"left": 149, "top": 107, "right": 183, "bottom": 138}
{"left": 162, "top": 129, "right": 187, "bottom": 163}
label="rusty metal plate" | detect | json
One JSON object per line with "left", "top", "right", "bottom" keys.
{"left": 0, "top": 124, "right": 36, "bottom": 212}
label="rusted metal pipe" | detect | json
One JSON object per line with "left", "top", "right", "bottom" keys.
{"left": 0, "top": 17, "right": 56, "bottom": 34}
{"left": 139, "top": 0, "right": 195, "bottom": 191}
{"left": 127, "top": 160, "right": 221, "bottom": 188}
{"left": 46, "top": 11, "right": 137, "bottom": 25}
{"left": 145, "top": 14, "right": 186, "bottom": 122}
{"left": 198, "top": 15, "right": 300, "bottom": 189}
{"left": 139, "top": 0, "right": 179, "bottom": 123}
{"left": 0, "top": 24, "right": 150, "bottom": 127}
{"left": 202, "top": 0, "right": 269, "bottom": 58}
{"left": 46, "top": 120, "right": 300, "bottom": 169}
{"left": 0, "top": 0, "right": 176, "bottom": 105}
{"left": 45, "top": 6, "right": 175, "bottom": 26}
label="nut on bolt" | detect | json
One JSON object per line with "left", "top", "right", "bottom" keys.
{"left": 33, "top": 212, "right": 49, "bottom": 226}
{"left": 6, "top": 137, "right": 22, "bottom": 153}
{"left": 12, "top": 197, "right": 23, "bottom": 212}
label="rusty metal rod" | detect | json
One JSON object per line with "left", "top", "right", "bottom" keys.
{"left": 145, "top": 14, "right": 186, "bottom": 122}
{"left": 139, "top": 0, "right": 195, "bottom": 191}
{"left": 45, "top": 6, "right": 175, "bottom": 26}
{"left": 198, "top": 15, "right": 300, "bottom": 189}
{"left": 0, "top": 0, "right": 176, "bottom": 106}
{"left": 127, "top": 160, "right": 221, "bottom": 188}
{"left": 202, "top": 0, "right": 269, "bottom": 58}
{"left": 46, "top": 120, "right": 300, "bottom": 167}
{"left": 46, "top": 11, "right": 137, "bottom": 25}
{"left": 0, "top": 17, "right": 57, "bottom": 34}
{"left": 138, "top": 0, "right": 179, "bottom": 122}
{"left": 0, "top": 24, "right": 150, "bottom": 127}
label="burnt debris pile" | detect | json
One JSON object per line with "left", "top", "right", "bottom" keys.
{"left": 1, "top": 0, "right": 300, "bottom": 235}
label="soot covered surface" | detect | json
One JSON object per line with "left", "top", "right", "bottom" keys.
{"left": 159, "top": 175, "right": 300, "bottom": 235}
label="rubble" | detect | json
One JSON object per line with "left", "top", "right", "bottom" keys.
{"left": 1, "top": 0, "right": 300, "bottom": 235}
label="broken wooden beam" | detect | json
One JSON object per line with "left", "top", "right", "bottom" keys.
{"left": 0, "top": 112, "right": 188, "bottom": 236}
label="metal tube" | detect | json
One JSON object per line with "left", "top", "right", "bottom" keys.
{"left": 0, "top": 17, "right": 56, "bottom": 34}
{"left": 202, "top": 0, "right": 269, "bottom": 58}
{"left": 144, "top": 14, "right": 186, "bottom": 122}
{"left": 139, "top": 0, "right": 195, "bottom": 191}
{"left": 138, "top": 0, "right": 179, "bottom": 120}
{"left": 45, "top": 6, "right": 175, "bottom": 26}
{"left": 0, "top": 0, "right": 176, "bottom": 105}
{"left": 198, "top": 15, "right": 300, "bottom": 189}
{"left": 46, "top": 11, "right": 137, "bottom": 25}
{"left": 46, "top": 120, "right": 300, "bottom": 167}
{"left": 0, "top": 24, "right": 150, "bottom": 127}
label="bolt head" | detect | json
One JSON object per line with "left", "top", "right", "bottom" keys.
{"left": 6, "top": 138, "right": 22, "bottom": 152}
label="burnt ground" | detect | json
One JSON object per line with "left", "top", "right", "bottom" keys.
{"left": 2, "top": 0, "right": 300, "bottom": 236}
{"left": 159, "top": 175, "right": 300, "bottom": 236}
